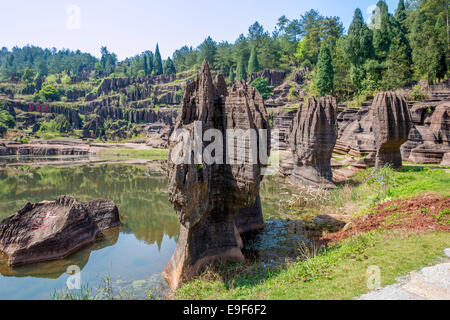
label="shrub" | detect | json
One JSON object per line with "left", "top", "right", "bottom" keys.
{"left": 251, "top": 77, "right": 274, "bottom": 100}
{"left": 409, "top": 84, "right": 429, "bottom": 101}
{"left": 39, "top": 84, "right": 60, "bottom": 101}
{"left": 0, "top": 110, "right": 15, "bottom": 128}
{"left": 39, "top": 114, "right": 71, "bottom": 134}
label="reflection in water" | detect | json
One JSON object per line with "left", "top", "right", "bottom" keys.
{"left": 0, "top": 163, "right": 293, "bottom": 299}
{"left": 0, "top": 164, "right": 180, "bottom": 299}
{"left": 0, "top": 228, "right": 120, "bottom": 279}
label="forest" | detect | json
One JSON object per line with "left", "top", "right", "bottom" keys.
{"left": 0, "top": 0, "right": 448, "bottom": 103}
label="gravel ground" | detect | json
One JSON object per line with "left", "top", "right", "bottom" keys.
{"left": 358, "top": 248, "right": 450, "bottom": 300}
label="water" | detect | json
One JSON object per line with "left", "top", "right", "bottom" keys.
{"left": 0, "top": 161, "right": 291, "bottom": 300}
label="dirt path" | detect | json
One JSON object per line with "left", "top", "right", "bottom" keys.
{"left": 358, "top": 248, "right": 450, "bottom": 300}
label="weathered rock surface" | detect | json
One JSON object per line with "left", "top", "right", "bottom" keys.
{"left": 249, "top": 69, "right": 288, "bottom": 87}
{"left": 430, "top": 102, "right": 450, "bottom": 145}
{"left": 287, "top": 95, "right": 337, "bottom": 188}
{"left": 441, "top": 152, "right": 450, "bottom": 166}
{"left": 0, "top": 142, "right": 90, "bottom": 156}
{"left": 0, "top": 196, "right": 121, "bottom": 266}
{"left": 335, "top": 107, "right": 376, "bottom": 156}
{"left": 372, "top": 92, "right": 412, "bottom": 169}
{"left": 164, "top": 61, "right": 270, "bottom": 290}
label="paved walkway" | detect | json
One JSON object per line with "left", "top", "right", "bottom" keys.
{"left": 359, "top": 249, "right": 450, "bottom": 300}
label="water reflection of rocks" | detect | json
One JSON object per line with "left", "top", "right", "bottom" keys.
{"left": 0, "top": 164, "right": 179, "bottom": 260}
{"left": 0, "top": 228, "right": 119, "bottom": 279}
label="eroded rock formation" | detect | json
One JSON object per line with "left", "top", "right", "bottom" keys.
{"left": 0, "top": 196, "right": 121, "bottom": 266}
{"left": 288, "top": 95, "right": 337, "bottom": 188}
{"left": 372, "top": 92, "right": 412, "bottom": 169}
{"left": 164, "top": 61, "right": 270, "bottom": 290}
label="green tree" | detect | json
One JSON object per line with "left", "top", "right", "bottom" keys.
{"left": 100, "top": 46, "right": 117, "bottom": 74}
{"left": 373, "top": 1, "right": 392, "bottom": 61}
{"left": 163, "top": 57, "right": 176, "bottom": 75}
{"left": 251, "top": 77, "right": 274, "bottom": 99}
{"left": 153, "top": 44, "right": 163, "bottom": 76}
{"left": 247, "top": 46, "right": 260, "bottom": 74}
{"left": 314, "top": 45, "right": 334, "bottom": 96}
{"left": 229, "top": 66, "right": 235, "bottom": 83}
{"left": 0, "top": 110, "right": 15, "bottom": 128}
{"left": 22, "top": 68, "right": 35, "bottom": 84}
{"left": 395, "top": 0, "right": 408, "bottom": 30}
{"left": 39, "top": 84, "right": 59, "bottom": 101}
{"left": 236, "top": 55, "right": 247, "bottom": 81}
{"left": 345, "top": 8, "right": 375, "bottom": 90}
{"left": 197, "top": 36, "right": 217, "bottom": 67}
{"left": 382, "top": 15, "right": 412, "bottom": 89}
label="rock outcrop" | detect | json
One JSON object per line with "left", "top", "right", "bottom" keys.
{"left": 288, "top": 95, "right": 337, "bottom": 188}
{"left": 0, "top": 196, "right": 121, "bottom": 266}
{"left": 430, "top": 102, "right": 450, "bottom": 145}
{"left": 249, "top": 69, "right": 288, "bottom": 87}
{"left": 372, "top": 92, "right": 412, "bottom": 169}
{"left": 0, "top": 141, "right": 90, "bottom": 156}
{"left": 164, "top": 61, "right": 270, "bottom": 290}
{"left": 334, "top": 107, "right": 376, "bottom": 156}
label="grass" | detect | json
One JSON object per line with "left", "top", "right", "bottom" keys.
{"left": 175, "top": 231, "right": 450, "bottom": 300}
{"left": 319, "top": 165, "right": 450, "bottom": 218}
{"left": 175, "top": 164, "right": 450, "bottom": 300}
{"left": 98, "top": 148, "right": 168, "bottom": 160}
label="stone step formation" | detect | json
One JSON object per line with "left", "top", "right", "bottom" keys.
{"left": 164, "top": 61, "right": 270, "bottom": 290}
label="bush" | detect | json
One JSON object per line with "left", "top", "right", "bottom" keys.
{"left": 251, "top": 77, "right": 274, "bottom": 100}
{"left": 39, "top": 114, "right": 71, "bottom": 134}
{"left": 409, "top": 84, "right": 429, "bottom": 101}
{"left": 39, "top": 84, "right": 60, "bottom": 101}
{"left": 0, "top": 110, "right": 15, "bottom": 128}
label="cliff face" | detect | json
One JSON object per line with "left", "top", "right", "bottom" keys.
{"left": 164, "top": 61, "right": 270, "bottom": 290}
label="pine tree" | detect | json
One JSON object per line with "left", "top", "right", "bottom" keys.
{"left": 395, "top": 0, "right": 407, "bottom": 29}
{"left": 373, "top": 1, "right": 392, "bottom": 61}
{"left": 164, "top": 57, "right": 176, "bottom": 75}
{"left": 146, "top": 52, "right": 154, "bottom": 75}
{"left": 382, "top": 15, "right": 412, "bottom": 89}
{"left": 229, "top": 66, "right": 235, "bottom": 83}
{"left": 143, "top": 56, "right": 148, "bottom": 76}
{"left": 236, "top": 55, "right": 247, "bottom": 81}
{"left": 197, "top": 36, "right": 217, "bottom": 66}
{"left": 153, "top": 44, "right": 163, "bottom": 76}
{"left": 247, "top": 46, "right": 260, "bottom": 75}
{"left": 345, "top": 8, "right": 374, "bottom": 90}
{"left": 346, "top": 9, "right": 374, "bottom": 65}
{"left": 315, "top": 45, "right": 334, "bottom": 96}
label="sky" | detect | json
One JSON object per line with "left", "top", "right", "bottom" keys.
{"left": 0, "top": 0, "right": 399, "bottom": 60}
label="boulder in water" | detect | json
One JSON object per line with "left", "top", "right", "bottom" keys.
{"left": 0, "top": 196, "right": 121, "bottom": 266}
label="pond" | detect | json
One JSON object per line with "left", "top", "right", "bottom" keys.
{"left": 0, "top": 161, "right": 292, "bottom": 300}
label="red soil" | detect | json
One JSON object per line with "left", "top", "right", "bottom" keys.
{"left": 322, "top": 195, "right": 450, "bottom": 243}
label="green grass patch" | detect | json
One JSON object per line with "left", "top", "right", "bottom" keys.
{"left": 175, "top": 231, "right": 450, "bottom": 300}
{"left": 98, "top": 148, "right": 168, "bottom": 160}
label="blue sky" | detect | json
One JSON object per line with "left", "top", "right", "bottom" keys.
{"left": 0, "top": 0, "right": 399, "bottom": 60}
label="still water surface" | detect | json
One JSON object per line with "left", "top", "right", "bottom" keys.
{"left": 0, "top": 161, "right": 288, "bottom": 299}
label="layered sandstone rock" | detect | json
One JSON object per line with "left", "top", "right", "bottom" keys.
{"left": 249, "top": 69, "right": 288, "bottom": 87}
{"left": 0, "top": 196, "right": 121, "bottom": 266}
{"left": 334, "top": 107, "right": 376, "bottom": 156}
{"left": 288, "top": 95, "right": 337, "bottom": 188}
{"left": 430, "top": 102, "right": 450, "bottom": 145}
{"left": 164, "top": 61, "right": 270, "bottom": 290}
{"left": 372, "top": 92, "right": 412, "bottom": 169}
